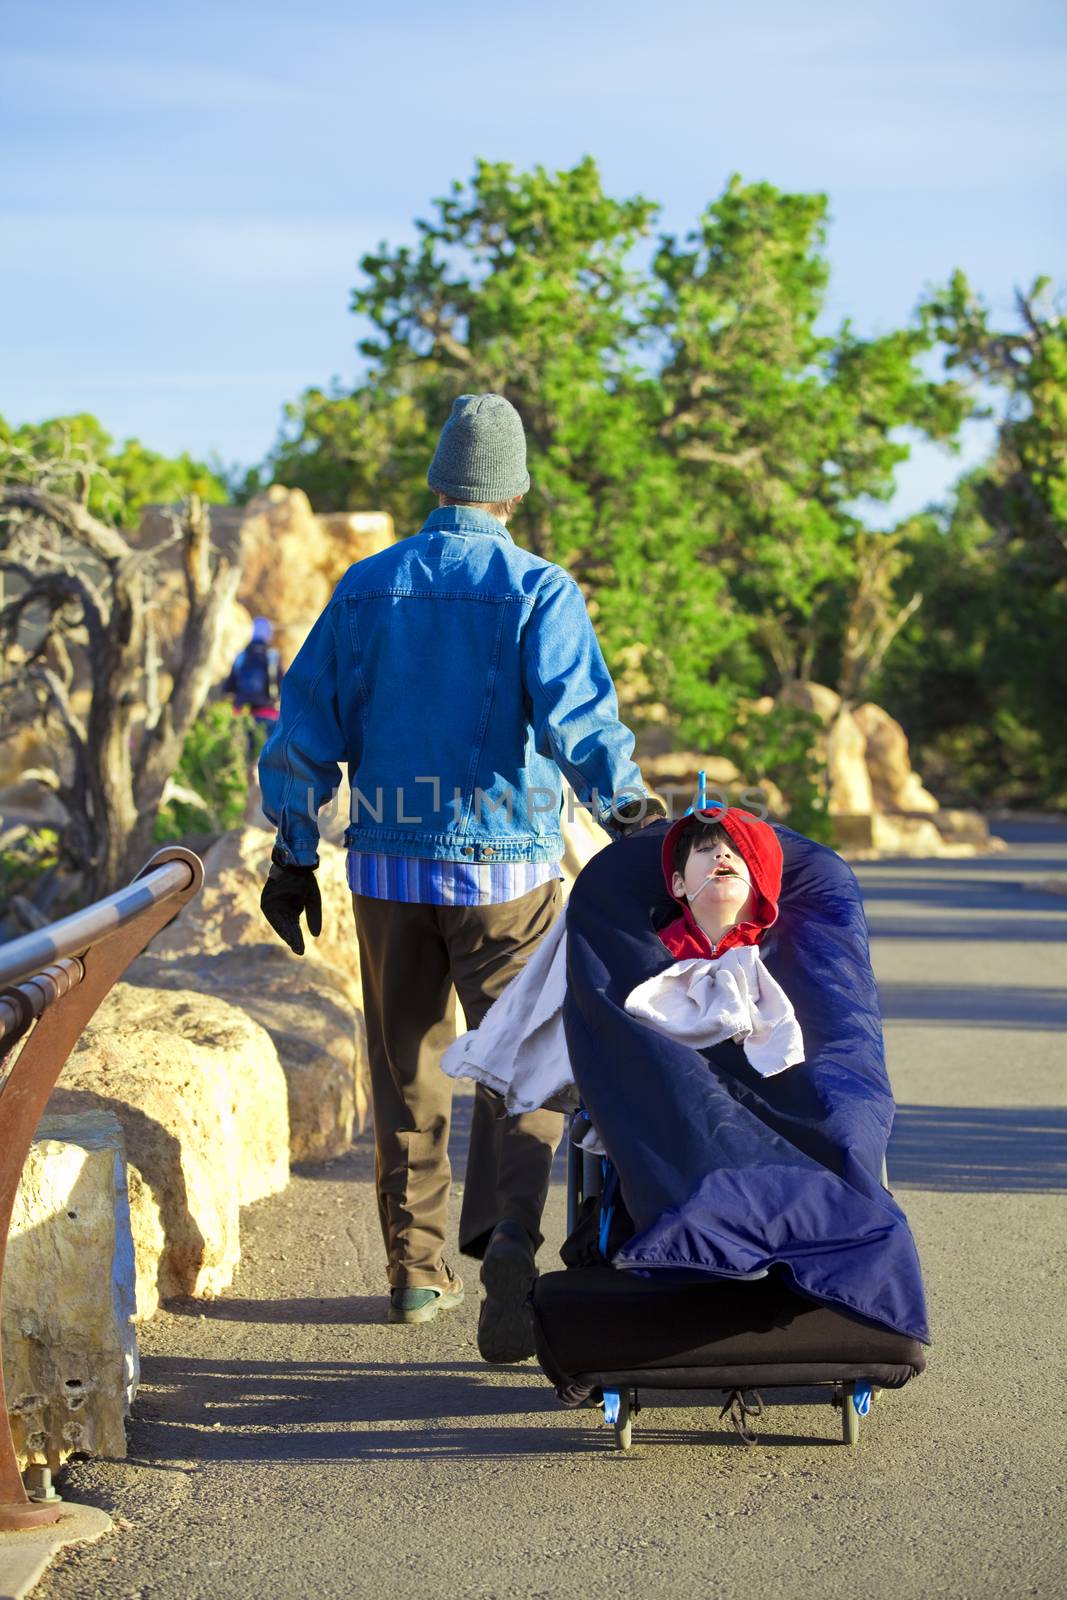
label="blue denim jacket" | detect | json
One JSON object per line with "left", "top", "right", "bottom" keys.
{"left": 259, "top": 505, "right": 646, "bottom": 867}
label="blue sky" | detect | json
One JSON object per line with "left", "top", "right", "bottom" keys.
{"left": 4, "top": 0, "right": 1065, "bottom": 520}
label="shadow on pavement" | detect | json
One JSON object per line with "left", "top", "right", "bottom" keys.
{"left": 168, "top": 1293, "right": 387, "bottom": 1324}
{"left": 889, "top": 1104, "right": 1067, "bottom": 1192}
{"left": 879, "top": 982, "right": 1067, "bottom": 1029}
{"left": 868, "top": 915, "right": 1066, "bottom": 942}
{"left": 857, "top": 875, "right": 1067, "bottom": 906}
{"left": 130, "top": 1356, "right": 842, "bottom": 1460}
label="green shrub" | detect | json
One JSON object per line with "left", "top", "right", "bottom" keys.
{"left": 154, "top": 703, "right": 253, "bottom": 840}
{"left": 727, "top": 701, "right": 832, "bottom": 844}
{"left": 0, "top": 827, "right": 60, "bottom": 902}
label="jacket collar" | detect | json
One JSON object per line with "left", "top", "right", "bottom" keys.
{"left": 421, "top": 505, "right": 514, "bottom": 543}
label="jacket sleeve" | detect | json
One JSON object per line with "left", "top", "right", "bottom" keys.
{"left": 258, "top": 605, "right": 344, "bottom": 866}
{"left": 521, "top": 570, "right": 646, "bottom": 827}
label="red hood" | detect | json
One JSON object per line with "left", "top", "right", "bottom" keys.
{"left": 658, "top": 807, "right": 783, "bottom": 960}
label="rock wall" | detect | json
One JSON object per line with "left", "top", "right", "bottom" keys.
{"left": 146, "top": 826, "right": 368, "bottom": 1150}
{"left": 777, "top": 681, "right": 1001, "bottom": 857}
{"left": 47, "top": 983, "right": 290, "bottom": 1317}
{"left": 128, "top": 947, "right": 366, "bottom": 1163}
{"left": 4, "top": 1112, "right": 138, "bottom": 1471}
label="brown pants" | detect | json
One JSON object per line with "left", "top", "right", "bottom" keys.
{"left": 353, "top": 881, "right": 565, "bottom": 1290}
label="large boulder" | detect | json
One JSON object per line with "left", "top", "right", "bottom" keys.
{"left": 128, "top": 947, "right": 366, "bottom": 1161}
{"left": 826, "top": 707, "right": 876, "bottom": 816}
{"left": 230, "top": 488, "right": 332, "bottom": 635}
{"left": 0, "top": 725, "right": 55, "bottom": 789}
{"left": 853, "top": 702, "right": 940, "bottom": 814}
{"left": 150, "top": 827, "right": 362, "bottom": 1009}
{"left": 778, "top": 681, "right": 842, "bottom": 726}
{"left": 4, "top": 1112, "right": 137, "bottom": 1471}
{"left": 147, "top": 826, "right": 368, "bottom": 1146}
{"left": 933, "top": 807, "right": 1004, "bottom": 851}
{"left": 47, "top": 983, "right": 289, "bottom": 1315}
{"left": 870, "top": 812, "right": 961, "bottom": 857}
{"left": 640, "top": 751, "right": 786, "bottom": 822}
{"left": 0, "top": 773, "right": 69, "bottom": 830}
{"left": 139, "top": 490, "right": 396, "bottom": 671}
{"left": 317, "top": 511, "right": 395, "bottom": 585}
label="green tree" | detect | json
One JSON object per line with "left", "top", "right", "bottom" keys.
{"left": 651, "top": 178, "right": 968, "bottom": 692}
{"left": 0, "top": 412, "right": 228, "bottom": 527}
{"left": 920, "top": 273, "right": 1066, "bottom": 577}
{"left": 267, "top": 160, "right": 970, "bottom": 825}
{"left": 871, "top": 277, "right": 1067, "bottom": 809}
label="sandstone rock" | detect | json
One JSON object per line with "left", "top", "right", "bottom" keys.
{"left": 150, "top": 826, "right": 361, "bottom": 1010}
{"left": 4, "top": 1112, "right": 137, "bottom": 1470}
{"left": 870, "top": 812, "right": 951, "bottom": 857}
{"left": 828, "top": 814, "right": 874, "bottom": 852}
{"left": 46, "top": 983, "right": 289, "bottom": 1309}
{"left": 139, "top": 490, "right": 394, "bottom": 670}
{"left": 232, "top": 488, "right": 333, "bottom": 633}
{"left": 0, "top": 725, "right": 54, "bottom": 789}
{"left": 933, "top": 808, "right": 1005, "bottom": 850}
{"left": 778, "top": 681, "right": 842, "bottom": 725}
{"left": 639, "top": 753, "right": 786, "bottom": 822}
{"left": 853, "top": 702, "right": 939, "bottom": 814}
{"left": 826, "top": 708, "right": 875, "bottom": 816}
{"left": 317, "top": 511, "right": 395, "bottom": 586}
{"left": 125, "top": 1164, "right": 167, "bottom": 1322}
{"left": 0, "top": 775, "right": 68, "bottom": 830}
{"left": 128, "top": 947, "right": 366, "bottom": 1161}
{"left": 642, "top": 752, "right": 741, "bottom": 806}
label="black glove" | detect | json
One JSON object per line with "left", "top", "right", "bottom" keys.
{"left": 608, "top": 794, "right": 669, "bottom": 839}
{"left": 260, "top": 849, "right": 322, "bottom": 956}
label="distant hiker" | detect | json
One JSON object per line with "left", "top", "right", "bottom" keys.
{"left": 257, "top": 393, "right": 665, "bottom": 1356}
{"left": 223, "top": 617, "right": 283, "bottom": 755}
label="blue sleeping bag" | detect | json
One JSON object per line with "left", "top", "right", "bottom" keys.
{"left": 562, "top": 821, "right": 930, "bottom": 1343}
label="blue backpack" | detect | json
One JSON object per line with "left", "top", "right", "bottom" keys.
{"left": 230, "top": 643, "right": 280, "bottom": 708}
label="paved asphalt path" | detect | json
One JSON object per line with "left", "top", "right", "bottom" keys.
{"left": 37, "top": 822, "right": 1066, "bottom": 1600}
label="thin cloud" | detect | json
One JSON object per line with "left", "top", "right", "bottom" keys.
{"left": 19, "top": 371, "right": 329, "bottom": 389}
{"left": 3, "top": 50, "right": 306, "bottom": 112}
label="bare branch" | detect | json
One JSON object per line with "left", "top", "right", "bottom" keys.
{"left": 414, "top": 308, "right": 474, "bottom": 368}
{"left": 182, "top": 494, "right": 213, "bottom": 605}
{"left": 0, "top": 560, "right": 107, "bottom": 655}
{"left": 0, "top": 485, "right": 133, "bottom": 565}
{"left": 133, "top": 552, "right": 241, "bottom": 814}
{"left": 675, "top": 441, "right": 763, "bottom": 469}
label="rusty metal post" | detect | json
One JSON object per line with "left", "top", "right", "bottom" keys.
{"left": 0, "top": 846, "right": 203, "bottom": 1530}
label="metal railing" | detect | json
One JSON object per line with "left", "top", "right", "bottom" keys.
{"left": 0, "top": 845, "right": 204, "bottom": 1530}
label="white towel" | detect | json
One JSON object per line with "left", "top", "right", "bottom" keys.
{"left": 440, "top": 914, "right": 804, "bottom": 1120}
{"left": 624, "top": 945, "right": 804, "bottom": 1077}
{"left": 440, "top": 911, "right": 576, "bottom": 1114}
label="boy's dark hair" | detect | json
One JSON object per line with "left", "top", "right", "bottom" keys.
{"left": 673, "top": 817, "right": 733, "bottom": 878}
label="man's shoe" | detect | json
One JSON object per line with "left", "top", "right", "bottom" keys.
{"left": 388, "top": 1272, "right": 464, "bottom": 1325}
{"left": 478, "top": 1221, "right": 538, "bottom": 1363}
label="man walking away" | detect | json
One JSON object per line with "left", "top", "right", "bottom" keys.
{"left": 258, "top": 393, "right": 663, "bottom": 1361}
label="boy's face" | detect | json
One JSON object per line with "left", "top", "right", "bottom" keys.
{"left": 672, "top": 832, "right": 756, "bottom": 925}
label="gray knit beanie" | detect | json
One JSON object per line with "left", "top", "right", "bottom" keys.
{"left": 427, "top": 393, "right": 531, "bottom": 502}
